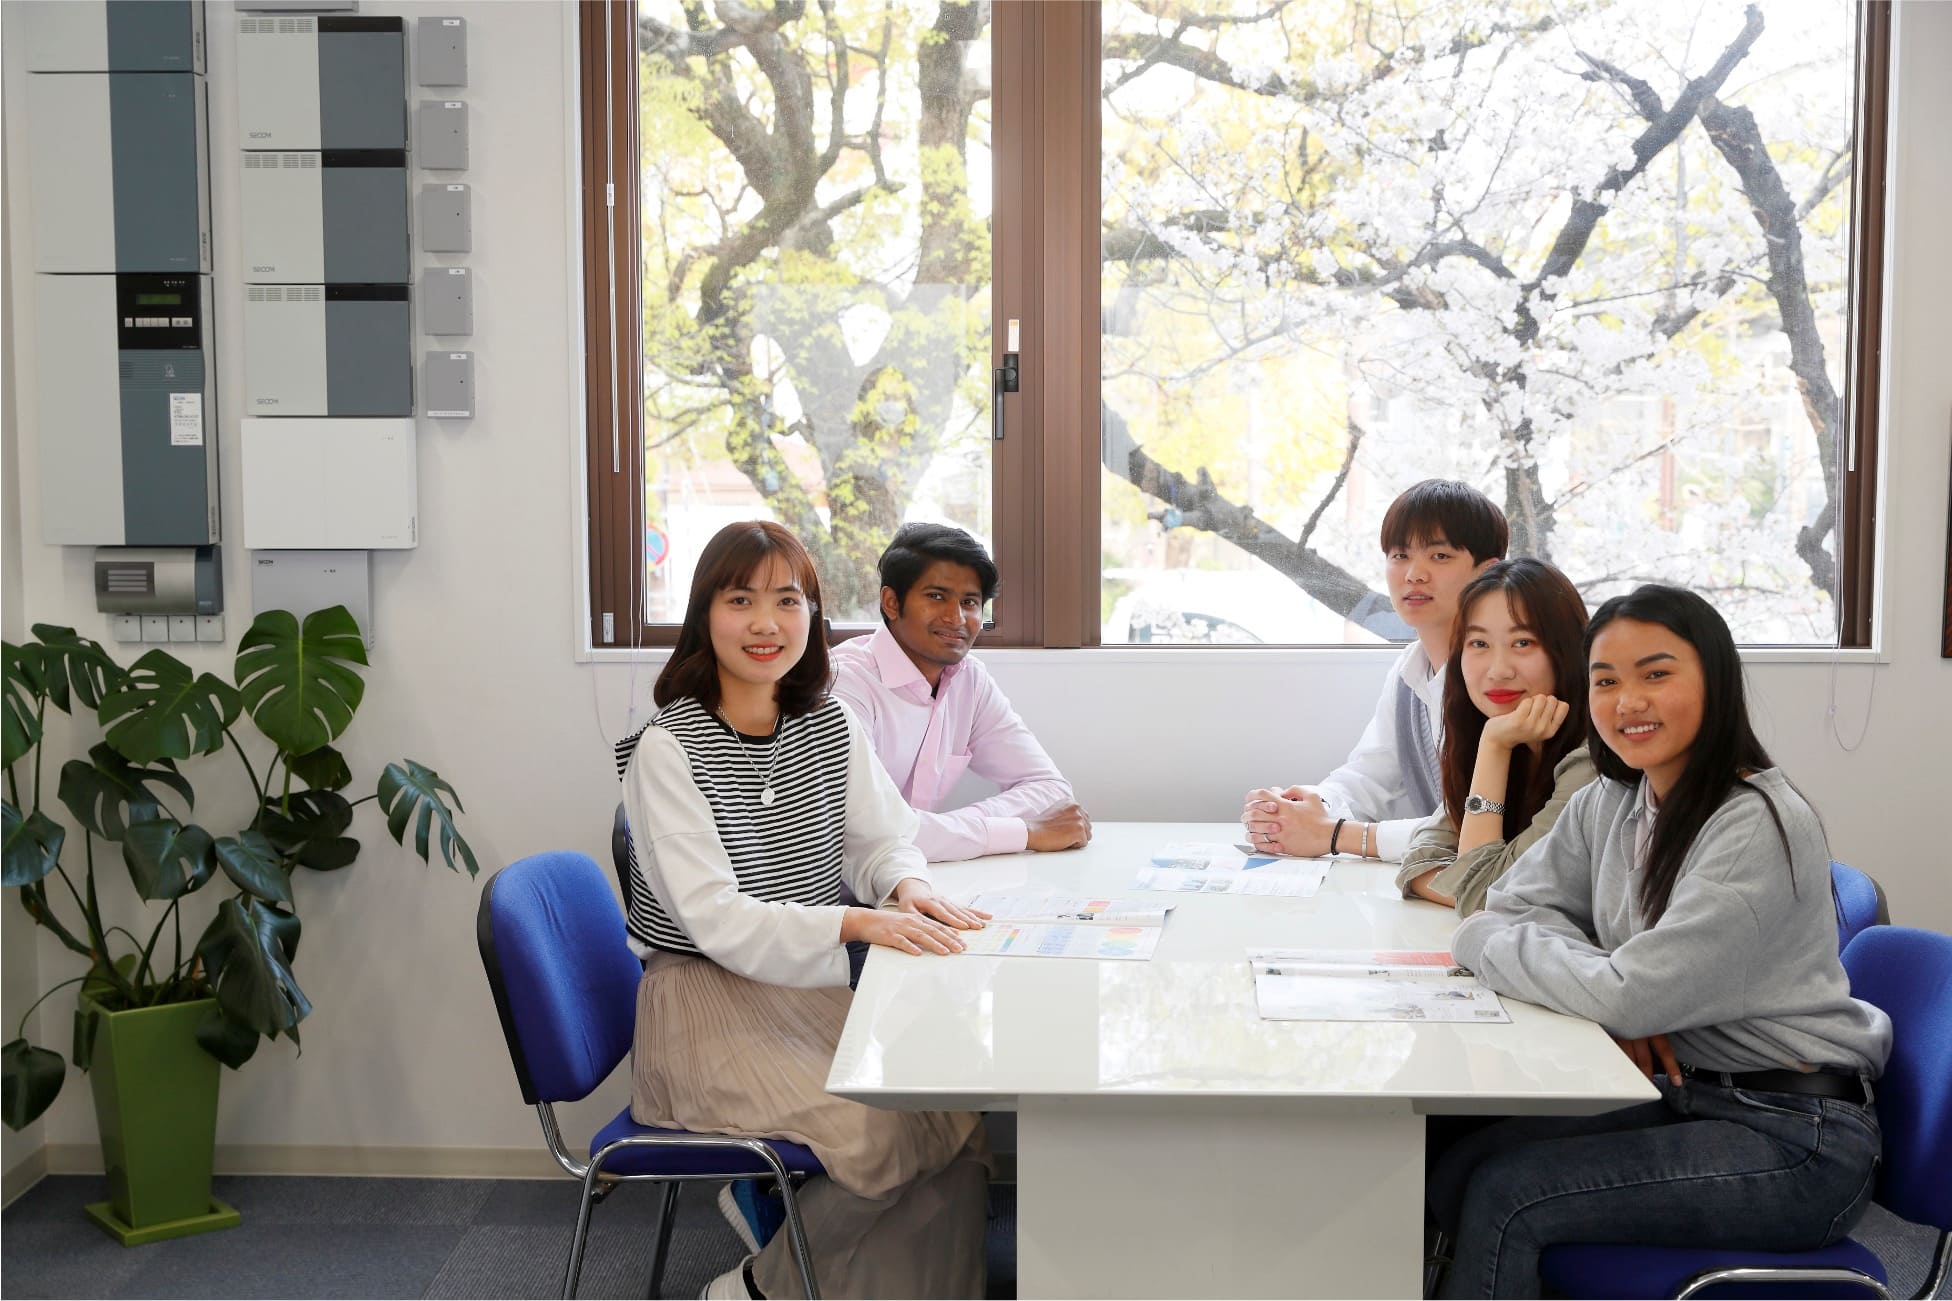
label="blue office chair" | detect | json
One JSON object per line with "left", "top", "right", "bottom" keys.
{"left": 477, "top": 850, "right": 823, "bottom": 1298}
{"left": 1831, "top": 862, "right": 1890, "bottom": 954}
{"left": 1539, "top": 925, "right": 1952, "bottom": 1299}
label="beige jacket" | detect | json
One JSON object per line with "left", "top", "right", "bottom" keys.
{"left": 1396, "top": 745, "right": 1597, "bottom": 916}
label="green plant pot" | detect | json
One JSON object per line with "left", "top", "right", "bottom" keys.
{"left": 80, "top": 997, "right": 240, "bottom": 1245}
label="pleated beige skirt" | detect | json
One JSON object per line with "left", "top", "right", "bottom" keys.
{"left": 630, "top": 950, "right": 984, "bottom": 1198}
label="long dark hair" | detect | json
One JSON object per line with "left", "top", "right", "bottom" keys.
{"left": 653, "top": 521, "right": 831, "bottom": 718}
{"left": 1585, "top": 585, "right": 1791, "bottom": 923}
{"left": 1440, "top": 559, "right": 1589, "bottom": 840}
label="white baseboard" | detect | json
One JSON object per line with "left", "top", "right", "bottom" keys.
{"left": 43, "top": 1143, "right": 569, "bottom": 1180}
{"left": 3, "top": 1147, "right": 49, "bottom": 1208}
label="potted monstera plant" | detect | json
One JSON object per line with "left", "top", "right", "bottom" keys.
{"left": 1, "top": 607, "right": 474, "bottom": 1244}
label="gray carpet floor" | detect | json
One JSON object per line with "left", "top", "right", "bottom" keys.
{"left": 0, "top": 1174, "right": 1015, "bottom": 1299}
{"left": 2, "top": 1172, "right": 1943, "bottom": 1299}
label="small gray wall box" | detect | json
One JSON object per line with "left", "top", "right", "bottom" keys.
{"left": 21, "top": 0, "right": 206, "bottom": 74}
{"left": 37, "top": 274, "right": 219, "bottom": 547}
{"left": 419, "top": 183, "right": 472, "bottom": 252}
{"left": 250, "top": 550, "right": 374, "bottom": 646}
{"left": 420, "top": 267, "right": 473, "bottom": 335}
{"left": 244, "top": 285, "right": 413, "bottom": 417}
{"left": 242, "top": 150, "right": 410, "bottom": 283}
{"left": 94, "top": 546, "right": 223, "bottom": 616}
{"left": 416, "top": 17, "right": 467, "bottom": 87}
{"left": 26, "top": 73, "right": 211, "bottom": 274}
{"left": 416, "top": 101, "right": 469, "bottom": 170}
{"left": 424, "top": 352, "right": 475, "bottom": 419}
{"left": 237, "top": 14, "right": 407, "bottom": 150}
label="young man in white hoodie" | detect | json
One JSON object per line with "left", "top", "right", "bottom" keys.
{"left": 1242, "top": 480, "right": 1508, "bottom": 862}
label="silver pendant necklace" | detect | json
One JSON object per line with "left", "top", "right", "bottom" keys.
{"left": 718, "top": 708, "right": 782, "bottom": 807}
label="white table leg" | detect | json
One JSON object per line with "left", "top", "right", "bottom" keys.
{"left": 1016, "top": 1098, "right": 1424, "bottom": 1299}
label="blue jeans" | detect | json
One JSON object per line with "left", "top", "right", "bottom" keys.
{"left": 1429, "top": 1078, "right": 1881, "bottom": 1299}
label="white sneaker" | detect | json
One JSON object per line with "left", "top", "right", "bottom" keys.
{"left": 700, "top": 1256, "right": 756, "bottom": 1300}
{"left": 717, "top": 1183, "right": 763, "bottom": 1254}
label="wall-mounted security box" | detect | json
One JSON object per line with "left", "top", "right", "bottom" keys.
{"left": 20, "top": 0, "right": 206, "bottom": 73}
{"left": 26, "top": 73, "right": 210, "bottom": 274}
{"left": 423, "top": 352, "right": 474, "bottom": 418}
{"left": 250, "top": 550, "right": 373, "bottom": 646}
{"left": 244, "top": 285, "right": 412, "bottom": 417}
{"left": 418, "top": 183, "right": 471, "bottom": 252}
{"left": 240, "top": 419, "right": 417, "bottom": 549}
{"left": 237, "top": 14, "right": 406, "bottom": 150}
{"left": 415, "top": 17, "right": 467, "bottom": 87}
{"left": 36, "top": 273, "right": 219, "bottom": 547}
{"left": 420, "top": 267, "right": 472, "bottom": 335}
{"left": 94, "top": 546, "right": 223, "bottom": 615}
{"left": 415, "top": 101, "right": 468, "bottom": 170}
{"left": 241, "top": 151, "right": 409, "bottom": 283}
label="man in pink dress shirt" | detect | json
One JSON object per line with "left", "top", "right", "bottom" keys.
{"left": 831, "top": 523, "right": 1091, "bottom": 862}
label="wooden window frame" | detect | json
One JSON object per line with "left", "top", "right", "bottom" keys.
{"left": 583, "top": 0, "right": 1889, "bottom": 651}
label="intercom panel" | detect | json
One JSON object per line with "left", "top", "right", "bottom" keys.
{"left": 241, "top": 151, "right": 410, "bottom": 283}
{"left": 237, "top": 14, "right": 406, "bottom": 150}
{"left": 20, "top": 0, "right": 206, "bottom": 73}
{"left": 240, "top": 419, "right": 417, "bottom": 549}
{"left": 26, "top": 73, "right": 211, "bottom": 273}
{"left": 36, "top": 274, "right": 219, "bottom": 547}
{"left": 244, "top": 285, "right": 412, "bottom": 417}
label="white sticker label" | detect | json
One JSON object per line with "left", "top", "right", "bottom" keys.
{"left": 169, "top": 393, "right": 203, "bottom": 446}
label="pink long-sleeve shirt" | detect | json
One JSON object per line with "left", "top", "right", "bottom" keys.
{"left": 828, "top": 627, "right": 1075, "bottom": 862}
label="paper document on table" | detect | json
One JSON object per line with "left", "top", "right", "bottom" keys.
{"left": 1135, "top": 863, "right": 1329, "bottom": 897}
{"left": 963, "top": 893, "right": 1173, "bottom": 926}
{"left": 1248, "top": 948, "right": 1510, "bottom": 1022}
{"left": 958, "top": 922, "right": 1161, "bottom": 961}
{"left": 1150, "top": 841, "right": 1281, "bottom": 872}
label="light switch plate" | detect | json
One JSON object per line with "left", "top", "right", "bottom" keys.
{"left": 169, "top": 614, "right": 198, "bottom": 642}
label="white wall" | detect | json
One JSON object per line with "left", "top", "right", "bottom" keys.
{"left": 1, "top": 0, "right": 1947, "bottom": 1169}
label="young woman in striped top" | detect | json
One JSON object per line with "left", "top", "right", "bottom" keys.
{"left": 619, "top": 520, "right": 991, "bottom": 1300}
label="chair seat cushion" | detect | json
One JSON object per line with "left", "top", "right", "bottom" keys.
{"left": 1541, "top": 1239, "right": 1887, "bottom": 1299}
{"left": 589, "top": 1106, "right": 825, "bottom": 1178}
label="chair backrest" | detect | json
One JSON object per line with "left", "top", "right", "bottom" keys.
{"left": 1829, "top": 861, "right": 1888, "bottom": 953}
{"left": 1842, "top": 925, "right": 1952, "bottom": 1231}
{"left": 612, "top": 801, "right": 633, "bottom": 911}
{"left": 476, "top": 850, "right": 644, "bottom": 1106}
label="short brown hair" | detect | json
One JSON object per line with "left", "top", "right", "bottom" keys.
{"left": 1379, "top": 479, "right": 1509, "bottom": 564}
{"left": 653, "top": 521, "right": 832, "bottom": 717}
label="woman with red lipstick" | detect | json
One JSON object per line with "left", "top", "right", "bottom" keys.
{"left": 1398, "top": 559, "right": 1596, "bottom": 915}
{"left": 1426, "top": 586, "right": 1889, "bottom": 1298}
{"left": 616, "top": 521, "right": 992, "bottom": 1300}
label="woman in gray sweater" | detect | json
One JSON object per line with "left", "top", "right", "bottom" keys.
{"left": 1397, "top": 559, "right": 1598, "bottom": 915}
{"left": 1430, "top": 585, "right": 1891, "bottom": 1299}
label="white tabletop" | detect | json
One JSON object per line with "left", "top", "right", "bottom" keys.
{"left": 828, "top": 822, "right": 1658, "bottom": 1114}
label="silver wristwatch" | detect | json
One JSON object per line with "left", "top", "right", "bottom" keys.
{"left": 1463, "top": 794, "right": 1507, "bottom": 816}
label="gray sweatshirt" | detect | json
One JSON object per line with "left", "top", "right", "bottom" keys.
{"left": 1452, "top": 769, "right": 1891, "bottom": 1075}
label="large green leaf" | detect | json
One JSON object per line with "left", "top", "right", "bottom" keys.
{"left": 121, "top": 817, "right": 217, "bottom": 901}
{"left": 377, "top": 760, "right": 477, "bottom": 877}
{"left": 58, "top": 744, "right": 192, "bottom": 842}
{"left": 286, "top": 744, "right": 352, "bottom": 793}
{"left": 234, "top": 608, "right": 367, "bottom": 757}
{"left": 213, "top": 830, "right": 292, "bottom": 905}
{"left": 259, "top": 791, "right": 359, "bottom": 872}
{"left": 197, "top": 898, "right": 310, "bottom": 1043}
{"left": 29, "top": 625, "right": 127, "bottom": 715}
{"left": 194, "top": 1007, "right": 259, "bottom": 1070}
{"left": 2, "top": 804, "right": 65, "bottom": 888}
{"left": 97, "top": 650, "right": 241, "bottom": 764}
{"left": 2, "top": 642, "right": 44, "bottom": 769}
{"left": 1, "top": 1039, "right": 66, "bottom": 1131}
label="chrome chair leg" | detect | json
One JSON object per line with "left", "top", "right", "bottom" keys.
{"left": 647, "top": 1182, "right": 681, "bottom": 1299}
{"left": 774, "top": 1169, "right": 821, "bottom": 1300}
{"left": 564, "top": 1155, "right": 608, "bottom": 1299}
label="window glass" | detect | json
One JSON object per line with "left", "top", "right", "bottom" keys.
{"left": 638, "top": 1, "right": 993, "bottom": 623}
{"left": 1100, "top": 0, "right": 1859, "bottom": 644}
